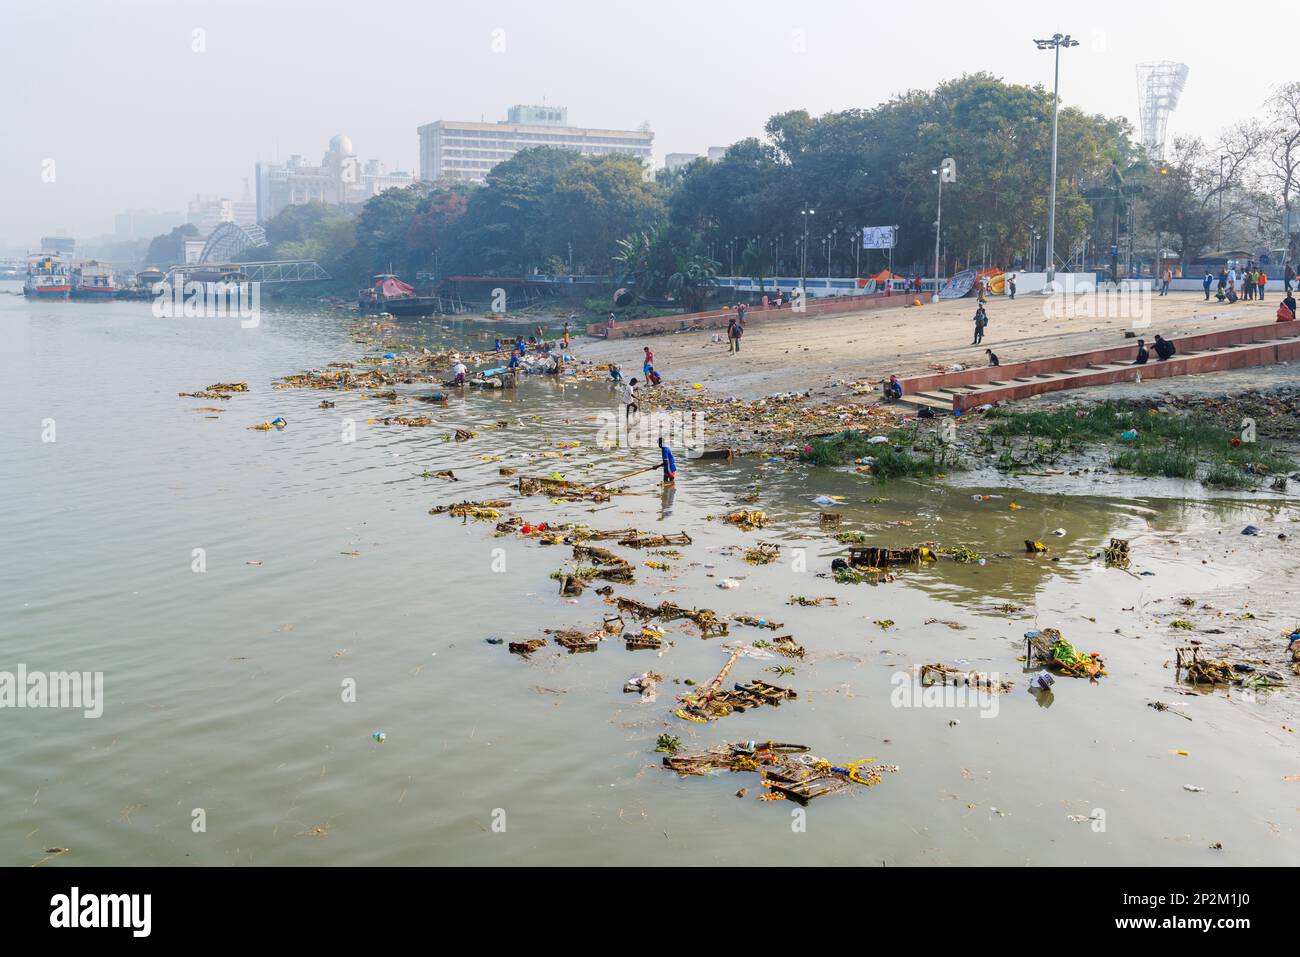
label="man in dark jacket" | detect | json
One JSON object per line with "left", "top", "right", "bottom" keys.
{"left": 1153, "top": 334, "right": 1176, "bottom": 360}
{"left": 972, "top": 305, "right": 988, "bottom": 345}
{"left": 1133, "top": 339, "right": 1149, "bottom": 365}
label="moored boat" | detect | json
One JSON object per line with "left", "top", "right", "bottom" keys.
{"left": 23, "top": 254, "right": 71, "bottom": 299}
{"left": 358, "top": 273, "right": 441, "bottom": 317}
{"left": 71, "top": 260, "right": 117, "bottom": 300}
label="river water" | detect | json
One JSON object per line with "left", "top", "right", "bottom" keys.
{"left": 2, "top": 284, "right": 1297, "bottom": 866}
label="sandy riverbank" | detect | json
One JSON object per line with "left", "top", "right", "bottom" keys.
{"left": 577, "top": 292, "right": 1284, "bottom": 401}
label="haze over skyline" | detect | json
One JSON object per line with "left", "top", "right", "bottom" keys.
{"left": 2, "top": 0, "right": 1293, "bottom": 247}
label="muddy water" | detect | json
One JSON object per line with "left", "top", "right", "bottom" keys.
{"left": 2, "top": 286, "right": 1298, "bottom": 866}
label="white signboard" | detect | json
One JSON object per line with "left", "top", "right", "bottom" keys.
{"left": 862, "top": 225, "right": 896, "bottom": 250}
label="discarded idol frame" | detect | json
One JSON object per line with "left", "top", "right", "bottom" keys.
{"left": 1175, "top": 646, "right": 1236, "bottom": 685}
{"left": 730, "top": 614, "right": 783, "bottom": 630}
{"left": 1104, "top": 537, "right": 1131, "bottom": 567}
{"left": 742, "top": 541, "right": 781, "bottom": 565}
{"left": 508, "top": 638, "right": 547, "bottom": 656}
{"left": 1024, "top": 628, "right": 1106, "bottom": 679}
{"left": 848, "top": 545, "right": 935, "bottom": 568}
{"left": 626, "top": 629, "right": 668, "bottom": 650}
{"left": 617, "top": 531, "right": 692, "bottom": 548}
{"left": 661, "top": 740, "right": 899, "bottom": 805}
{"left": 675, "top": 652, "right": 797, "bottom": 721}
{"left": 179, "top": 381, "right": 249, "bottom": 399}
{"left": 430, "top": 500, "right": 512, "bottom": 521}
{"left": 613, "top": 596, "right": 729, "bottom": 637}
{"left": 517, "top": 475, "right": 615, "bottom": 503}
{"left": 769, "top": 635, "right": 806, "bottom": 658}
{"left": 920, "top": 662, "right": 1013, "bottom": 693}
{"left": 546, "top": 628, "right": 603, "bottom": 653}
{"left": 722, "top": 509, "right": 768, "bottom": 531}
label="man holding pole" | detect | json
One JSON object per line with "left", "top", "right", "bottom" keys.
{"left": 659, "top": 436, "right": 676, "bottom": 485}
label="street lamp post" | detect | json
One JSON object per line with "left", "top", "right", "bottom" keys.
{"left": 932, "top": 168, "right": 945, "bottom": 296}
{"left": 1218, "top": 154, "right": 1228, "bottom": 252}
{"left": 1034, "top": 33, "right": 1079, "bottom": 286}
{"left": 800, "top": 208, "right": 815, "bottom": 294}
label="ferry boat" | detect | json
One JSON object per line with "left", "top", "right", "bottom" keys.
{"left": 24, "top": 254, "right": 71, "bottom": 299}
{"left": 71, "top": 260, "right": 117, "bottom": 300}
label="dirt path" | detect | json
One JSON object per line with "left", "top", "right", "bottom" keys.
{"left": 577, "top": 292, "right": 1280, "bottom": 400}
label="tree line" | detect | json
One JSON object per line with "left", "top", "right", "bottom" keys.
{"left": 199, "top": 73, "right": 1300, "bottom": 295}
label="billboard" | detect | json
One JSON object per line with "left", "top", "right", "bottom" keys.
{"left": 862, "top": 226, "right": 896, "bottom": 249}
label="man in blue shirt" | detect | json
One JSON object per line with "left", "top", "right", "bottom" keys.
{"left": 659, "top": 437, "right": 676, "bottom": 484}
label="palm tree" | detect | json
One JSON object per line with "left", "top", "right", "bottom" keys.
{"left": 740, "top": 240, "right": 772, "bottom": 294}
{"left": 614, "top": 226, "right": 675, "bottom": 297}
{"left": 668, "top": 255, "right": 720, "bottom": 312}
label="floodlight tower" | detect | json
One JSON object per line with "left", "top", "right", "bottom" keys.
{"left": 1136, "top": 62, "right": 1190, "bottom": 161}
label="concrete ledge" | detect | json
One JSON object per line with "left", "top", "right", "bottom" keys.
{"left": 595, "top": 291, "right": 920, "bottom": 339}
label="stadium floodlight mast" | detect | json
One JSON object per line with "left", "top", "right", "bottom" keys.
{"left": 1034, "top": 33, "right": 1079, "bottom": 287}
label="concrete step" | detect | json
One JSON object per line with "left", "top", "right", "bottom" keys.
{"left": 897, "top": 392, "right": 955, "bottom": 412}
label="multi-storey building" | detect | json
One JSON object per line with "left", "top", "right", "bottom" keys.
{"left": 417, "top": 105, "right": 653, "bottom": 184}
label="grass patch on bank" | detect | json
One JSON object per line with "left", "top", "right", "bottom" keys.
{"left": 1109, "top": 448, "right": 1198, "bottom": 479}
{"left": 986, "top": 400, "right": 1295, "bottom": 488}
{"left": 801, "top": 427, "right": 960, "bottom": 480}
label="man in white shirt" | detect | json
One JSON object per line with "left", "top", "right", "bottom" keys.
{"left": 452, "top": 361, "right": 467, "bottom": 386}
{"left": 623, "top": 378, "right": 639, "bottom": 422}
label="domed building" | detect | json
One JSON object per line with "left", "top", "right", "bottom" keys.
{"left": 254, "top": 134, "right": 414, "bottom": 222}
{"left": 327, "top": 133, "right": 354, "bottom": 157}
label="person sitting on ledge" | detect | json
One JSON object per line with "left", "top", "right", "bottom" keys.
{"left": 883, "top": 374, "right": 903, "bottom": 401}
{"left": 1133, "top": 339, "right": 1149, "bottom": 365}
{"left": 1153, "top": 334, "right": 1176, "bottom": 361}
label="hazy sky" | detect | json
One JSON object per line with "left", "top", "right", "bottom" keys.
{"left": 2, "top": 0, "right": 1294, "bottom": 247}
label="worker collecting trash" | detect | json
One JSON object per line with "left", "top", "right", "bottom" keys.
{"left": 659, "top": 436, "right": 676, "bottom": 485}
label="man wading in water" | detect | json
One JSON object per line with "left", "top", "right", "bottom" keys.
{"left": 623, "top": 377, "right": 639, "bottom": 422}
{"left": 659, "top": 436, "right": 676, "bottom": 484}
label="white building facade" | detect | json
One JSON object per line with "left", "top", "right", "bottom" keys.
{"left": 417, "top": 105, "right": 653, "bottom": 184}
